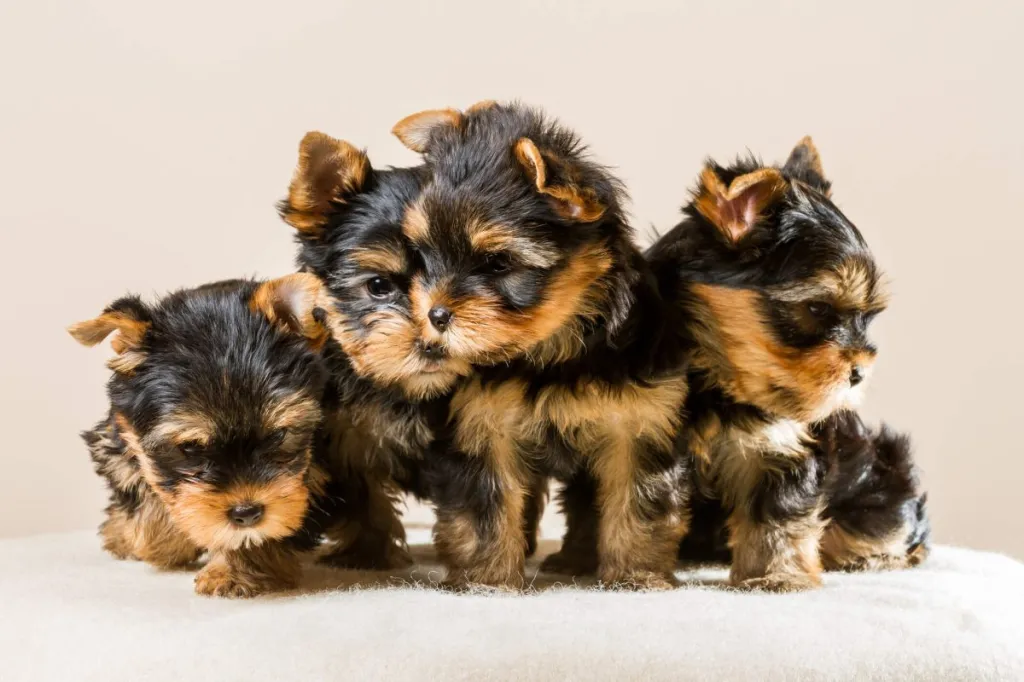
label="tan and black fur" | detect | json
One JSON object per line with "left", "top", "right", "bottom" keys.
{"left": 546, "top": 138, "right": 929, "bottom": 591}
{"left": 386, "top": 101, "right": 693, "bottom": 590}
{"left": 277, "top": 132, "right": 548, "bottom": 569}
{"left": 72, "top": 275, "right": 382, "bottom": 597}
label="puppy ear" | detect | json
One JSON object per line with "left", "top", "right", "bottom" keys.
{"left": 68, "top": 297, "right": 151, "bottom": 374}
{"left": 250, "top": 273, "right": 331, "bottom": 351}
{"left": 465, "top": 99, "right": 498, "bottom": 114}
{"left": 514, "top": 138, "right": 606, "bottom": 223}
{"left": 278, "top": 132, "right": 371, "bottom": 235}
{"left": 783, "top": 136, "right": 831, "bottom": 195}
{"left": 391, "top": 108, "right": 463, "bottom": 153}
{"left": 693, "top": 165, "right": 786, "bottom": 244}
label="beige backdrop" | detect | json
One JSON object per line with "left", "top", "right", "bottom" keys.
{"left": 2, "top": 1, "right": 1021, "bottom": 558}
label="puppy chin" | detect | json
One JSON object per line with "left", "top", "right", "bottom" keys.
{"left": 398, "top": 366, "right": 466, "bottom": 400}
{"left": 393, "top": 355, "right": 472, "bottom": 400}
{"left": 201, "top": 525, "right": 272, "bottom": 552}
{"left": 811, "top": 374, "right": 870, "bottom": 422}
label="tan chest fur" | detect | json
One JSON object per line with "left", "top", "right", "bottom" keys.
{"left": 451, "top": 376, "right": 687, "bottom": 464}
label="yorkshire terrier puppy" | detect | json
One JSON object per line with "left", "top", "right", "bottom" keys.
{"left": 548, "top": 138, "right": 929, "bottom": 591}
{"left": 71, "top": 275, "right": 359, "bottom": 597}
{"left": 277, "top": 132, "right": 549, "bottom": 567}
{"left": 386, "top": 101, "right": 692, "bottom": 590}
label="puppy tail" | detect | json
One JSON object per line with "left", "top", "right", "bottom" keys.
{"left": 817, "top": 411, "right": 931, "bottom": 570}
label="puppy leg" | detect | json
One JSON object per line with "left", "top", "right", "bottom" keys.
{"left": 591, "top": 437, "right": 690, "bottom": 590}
{"left": 539, "top": 469, "right": 600, "bottom": 576}
{"left": 432, "top": 449, "right": 529, "bottom": 591}
{"left": 319, "top": 472, "right": 411, "bottom": 571}
{"left": 726, "top": 454, "right": 825, "bottom": 592}
{"left": 194, "top": 541, "right": 302, "bottom": 598}
{"left": 522, "top": 473, "right": 548, "bottom": 558}
{"left": 86, "top": 418, "right": 201, "bottom": 568}
{"left": 432, "top": 380, "right": 529, "bottom": 590}
{"left": 103, "top": 490, "right": 201, "bottom": 569}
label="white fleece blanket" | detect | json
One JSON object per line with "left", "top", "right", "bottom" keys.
{"left": 3, "top": 512, "right": 1023, "bottom": 682}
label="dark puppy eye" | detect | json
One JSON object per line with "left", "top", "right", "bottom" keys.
{"left": 484, "top": 253, "right": 512, "bottom": 274}
{"left": 367, "top": 276, "right": 395, "bottom": 298}
{"left": 807, "top": 301, "right": 833, "bottom": 318}
{"left": 178, "top": 441, "right": 206, "bottom": 457}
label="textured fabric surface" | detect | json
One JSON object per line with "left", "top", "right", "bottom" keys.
{"left": 3, "top": 506, "right": 1023, "bottom": 682}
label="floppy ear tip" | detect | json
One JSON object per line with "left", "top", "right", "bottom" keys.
{"left": 391, "top": 108, "right": 463, "bottom": 152}
{"left": 252, "top": 273, "right": 327, "bottom": 323}
{"left": 251, "top": 274, "right": 331, "bottom": 351}
{"left": 296, "top": 132, "right": 363, "bottom": 169}
{"left": 67, "top": 309, "right": 149, "bottom": 351}
{"left": 298, "top": 130, "right": 330, "bottom": 153}
{"left": 67, "top": 321, "right": 101, "bottom": 346}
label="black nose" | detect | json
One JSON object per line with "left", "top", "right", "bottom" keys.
{"left": 850, "top": 366, "right": 864, "bottom": 386}
{"left": 228, "top": 503, "right": 264, "bottom": 527}
{"left": 419, "top": 342, "right": 445, "bottom": 359}
{"left": 428, "top": 306, "right": 452, "bottom": 331}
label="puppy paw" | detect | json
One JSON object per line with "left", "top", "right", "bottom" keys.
{"left": 101, "top": 537, "right": 135, "bottom": 561}
{"left": 600, "top": 569, "right": 678, "bottom": 591}
{"left": 440, "top": 568, "right": 526, "bottom": 593}
{"left": 194, "top": 564, "right": 284, "bottom": 598}
{"left": 539, "top": 550, "right": 598, "bottom": 576}
{"left": 735, "top": 572, "right": 821, "bottom": 593}
{"left": 439, "top": 578, "right": 522, "bottom": 595}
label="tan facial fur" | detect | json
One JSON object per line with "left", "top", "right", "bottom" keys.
{"left": 325, "top": 304, "right": 471, "bottom": 400}
{"left": 409, "top": 241, "right": 614, "bottom": 367}
{"left": 118, "top": 415, "right": 313, "bottom": 553}
{"left": 691, "top": 272, "right": 880, "bottom": 423}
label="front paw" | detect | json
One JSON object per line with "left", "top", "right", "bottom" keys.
{"left": 540, "top": 549, "right": 598, "bottom": 576}
{"left": 734, "top": 572, "right": 821, "bottom": 593}
{"left": 599, "top": 569, "right": 678, "bottom": 591}
{"left": 439, "top": 577, "right": 523, "bottom": 595}
{"left": 102, "top": 537, "right": 135, "bottom": 561}
{"left": 440, "top": 567, "right": 526, "bottom": 593}
{"left": 194, "top": 564, "right": 290, "bottom": 598}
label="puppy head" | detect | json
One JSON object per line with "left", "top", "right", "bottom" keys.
{"left": 278, "top": 132, "right": 469, "bottom": 400}
{"left": 676, "top": 138, "right": 886, "bottom": 422}
{"left": 69, "top": 275, "right": 330, "bottom": 551}
{"left": 387, "top": 101, "right": 636, "bottom": 368}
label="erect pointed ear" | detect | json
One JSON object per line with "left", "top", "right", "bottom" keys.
{"left": 692, "top": 165, "right": 786, "bottom": 244}
{"left": 250, "top": 273, "right": 331, "bottom": 351}
{"left": 514, "top": 138, "right": 606, "bottom": 223}
{"left": 68, "top": 297, "right": 151, "bottom": 374}
{"left": 391, "top": 108, "right": 463, "bottom": 153}
{"left": 783, "top": 136, "right": 831, "bottom": 195}
{"left": 278, "top": 132, "right": 371, "bottom": 235}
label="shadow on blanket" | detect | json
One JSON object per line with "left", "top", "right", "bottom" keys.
{"left": 270, "top": 537, "right": 730, "bottom": 597}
